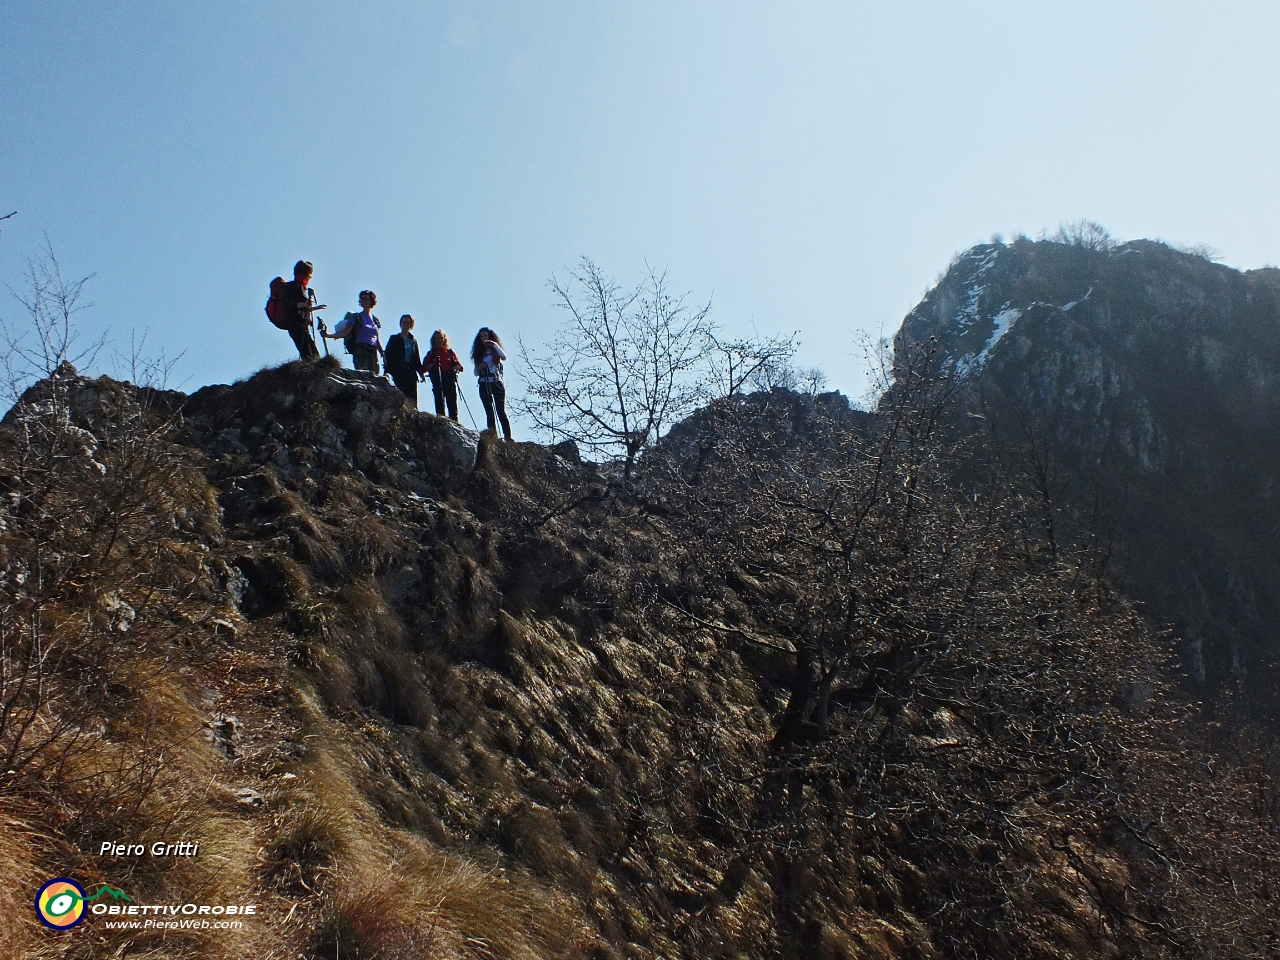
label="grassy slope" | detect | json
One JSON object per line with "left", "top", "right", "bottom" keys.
{"left": 1, "top": 360, "right": 1276, "bottom": 959}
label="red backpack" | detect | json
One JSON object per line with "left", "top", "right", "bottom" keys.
{"left": 265, "top": 277, "right": 290, "bottom": 329}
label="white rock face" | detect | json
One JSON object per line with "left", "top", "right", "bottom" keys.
{"left": 428, "top": 416, "right": 481, "bottom": 483}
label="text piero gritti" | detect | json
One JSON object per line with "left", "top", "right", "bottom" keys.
{"left": 98, "top": 841, "right": 200, "bottom": 857}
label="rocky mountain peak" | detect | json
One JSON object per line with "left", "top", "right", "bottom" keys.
{"left": 897, "top": 235, "right": 1280, "bottom": 718}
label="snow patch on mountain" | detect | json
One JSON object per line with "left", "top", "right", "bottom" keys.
{"left": 976, "top": 308, "right": 1022, "bottom": 365}
{"left": 952, "top": 247, "right": 1002, "bottom": 335}
{"left": 1061, "top": 287, "right": 1094, "bottom": 313}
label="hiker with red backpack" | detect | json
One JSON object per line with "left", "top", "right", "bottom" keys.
{"left": 323, "top": 290, "right": 383, "bottom": 373}
{"left": 422, "top": 329, "right": 464, "bottom": 421}
{"left": 266, "top": 261, "right": 326, "bottom": 360}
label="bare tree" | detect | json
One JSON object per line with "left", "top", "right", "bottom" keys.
{"left": 520, "top": 258, "right": 712, "bottom": 480}
{"left": 1, "top": 239, "right": 105, "bottom": 404}
{"left": 522, "top": 257, "right": 811, "bottom": 479}
{"left": 704, "top": 324, "right": 798, "bottom": 397}
{"left": 0, "top": 240, "right": 196, "bottom": 833}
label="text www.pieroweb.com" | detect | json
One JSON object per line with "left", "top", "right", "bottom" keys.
{"left": 92, "top": 902, "right": 256, "bottom": 931}
{"left": 103, "top": 917, "right": 244, "bottom": 930}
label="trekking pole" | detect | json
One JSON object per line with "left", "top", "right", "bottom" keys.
{"left": 317, "top": 318, "right": 330, "bottom": 357}
{"left": 309, "top": 289, "right": 328, "bottom": 357}
{"left": 458, "top": 388, "right": 478, "bottom": 431}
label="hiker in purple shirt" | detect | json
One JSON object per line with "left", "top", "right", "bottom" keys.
{"left": 325, "top": 290, "right": 383, "bottom": 373}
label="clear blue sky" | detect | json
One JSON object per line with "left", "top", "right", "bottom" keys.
{"left": 3, "top": 1, "right": 1279, "bottom": 408}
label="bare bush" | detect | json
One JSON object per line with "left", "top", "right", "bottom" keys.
{"left": 1, "top": 240, "right": 105, "bottom": 405}
{"left": 112, "top": 328, "right": 186, "bottom": 390}
{"left": 0, "top": 375, "right": 191, "bottom": 800}
{"left": 1049, "top": 219, "right": 1116, "bottom": 252}
{"left": 0, "top": 246, "right": 204, "bottom": 839}
{"left": 1170, "top": 241, "right": 1222, "bottom": 263}
{"left": 520, "top": 258, "right": 712, "bottom": 480}
{"left": 704, "top": 325, "right": 799, "bottom": 396}
{"left": 606, "top": 338, "right": 1280, "bottom": 956}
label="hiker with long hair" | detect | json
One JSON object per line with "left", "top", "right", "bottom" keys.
{"left": 383, "top": 314, "right": 423, "bottom": 404}
{"left": 422, "top": 329, "right": 464, "bottom": 421}
{"left": 471, "top": 327, "right": 512, "bottom": 440}
{"left": 325, "top": 289, "right": 383, "bottom": 373}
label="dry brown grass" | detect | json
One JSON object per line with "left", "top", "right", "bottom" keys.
{"left": 0, "top": 813, "right": 46, "bottom": 958}
{"left": 263, "top": 753, "right": 359, "bottom": 897}
{"left": 322, "top": 836, "right": 591, "bottom": 960}
{"left": 260, "top": 715, "right": 594, "bottom": 960}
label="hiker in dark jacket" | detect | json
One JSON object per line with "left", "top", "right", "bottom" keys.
{"left": 471, "top": 327, "right": 512, "bottom": 440}
{"left": 283, "top": 260, "right": 320, "bottom": 360}
{"left": 422, "top": 329, "right": 464, "bottom": 421}
{"left": 384, "top": 315, "right": 423, "bottom": 404}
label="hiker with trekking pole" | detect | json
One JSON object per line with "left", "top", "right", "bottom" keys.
{"left": 471, "top": 327, "right": 512, "bottom": 441}
{"left": 422, "top": 328, "right": 464, "bottom": 422}
{"left": 266, "top": 260, "right": 327, "bottom": 360}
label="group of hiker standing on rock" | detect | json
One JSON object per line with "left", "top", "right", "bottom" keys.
{"left": 267, "top": 259, "right": 513, "bottom": 441}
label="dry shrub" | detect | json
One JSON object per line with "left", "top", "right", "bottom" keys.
{"left": 265, "top": 800, "right": 352, "bottom": 894}
{"left": 364, "top": 648, "right": 436, "bottom": 727}
{"left": 382, "top": 835, "right": 591, "bottom": 960}
{"left": 263, "top": 746, "right": 364, "bottom": 896}
{"left": 318, "top": 865, "right": 452, "bottom": 960}
{"left": 293, "top": 640, "right": 358, "bottom": 714}
{"left": 497, "top": 803, "right": 578, "bottom": 880}
{"left": 418, "top": 728, "right": 469, "bottom": 780}
{"left": 285, "top": 598, "right": 340, "bottom": 639}
{"left": 334, "top": 582, "right": 398, "bottom": 635}
{"left": 5, "top": 729, "right": 259, "bottom": 960}
{"left": 283, "top": 512, "right": 345, "bottom": 583}
{"left": 337, "top": 510, "right": 413, "bottom": 577}
{"left": 234, "top": 550, "right": 311, "bottom": 618}
{"left": 303, "top": 581, "right": 439, "bottom": 725}
{"left": 293, "top": 580, "right": 426, "bottom": 725}
{"left": 274, "top": 732, "right": 592, "bottom": 959}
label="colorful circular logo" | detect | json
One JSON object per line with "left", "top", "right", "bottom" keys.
{"left": 36, "top": 878, "right": 87, "bottom": 930}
